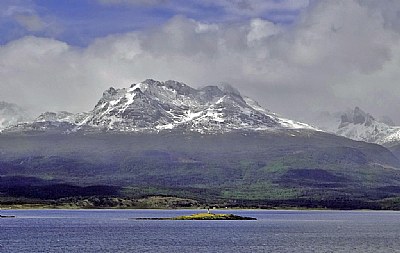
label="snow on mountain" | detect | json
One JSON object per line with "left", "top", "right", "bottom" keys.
{"left": 0, "top": 101, "right": 30, "bottom": 130}
{"left": 2, "top": 79, "right": 316, "bottom": 134}
{"left": 4, "top": 111, "right": 89, "bottom": 133}
{"left": 80, "top": 79, "right": 315, "bottom": 133}
{"left": 6, "top": 80, "right": 400, "bottom": 144}
{"left": 333, "top": 107, "right": 400, "bottom": 145}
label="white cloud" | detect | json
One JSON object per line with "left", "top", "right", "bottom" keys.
{"left": 1, "top": 0, "right": 400, "bottom": 123}
{"left": 1, "top": 2, "right": 59, "bottom": 35}
{"left": 13, "top": 13, "right": 46, "bottom": 32}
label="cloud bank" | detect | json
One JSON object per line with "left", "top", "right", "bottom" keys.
{"left": 0, "top": 0, "right": 400, "bottom": 123}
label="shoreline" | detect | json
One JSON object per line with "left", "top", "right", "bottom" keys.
{"left": 1, "top": 206, "right": 399, "bottom": 212}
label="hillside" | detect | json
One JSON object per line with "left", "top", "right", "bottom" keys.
{"left": 1, "top": 130, "right": 400, "bottom": 209}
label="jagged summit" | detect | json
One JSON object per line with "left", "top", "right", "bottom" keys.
{"left": 3, "top": 79, "right": 315, "bottom": 134}
{"left": 336, "top": 107, "right": 400, "bottom": 145}
{"left": 339, "top": 107, "right": 374, "bottom": 128}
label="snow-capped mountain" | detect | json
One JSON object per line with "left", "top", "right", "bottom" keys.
{"left": 0, "top": 101, "right": 30, "bottom": 130}
{"left": 81, "top": 79, "right": 314, "bottom": 133}
{"left": 6, "top": 111, "right": 89, "bottom": 133}
{"left": 3, "top": 79, "right": 314, "bottom": 134}
{"left": 331, "top": 107, "right": 400, "bottom": 145}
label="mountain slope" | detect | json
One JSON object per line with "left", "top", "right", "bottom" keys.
{"left": 1, "top": 130, "right": 400, "bottom": 209}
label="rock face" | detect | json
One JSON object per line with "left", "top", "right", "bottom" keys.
{"left": 3, "top": 79, "right": 314, "bottom": 134}
{"left": 339, "top": 107, "right": 374, "bottom": 128}
{"left": 336, "top": 107, "right": 400, "bottom": 145}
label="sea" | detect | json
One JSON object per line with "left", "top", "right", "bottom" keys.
{"left": 1, "top": 209, "right": 400, "bottom": 253}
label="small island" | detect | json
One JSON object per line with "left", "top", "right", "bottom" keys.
{"left": 135, "top": 212, "right": 256, "bottom": 220}
{"left": 0, "top": 215, "right": 16, "bottom": 218}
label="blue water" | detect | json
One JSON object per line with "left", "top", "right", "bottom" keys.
{"left": 1, "top": 209, "right": 400, "bottom": 252}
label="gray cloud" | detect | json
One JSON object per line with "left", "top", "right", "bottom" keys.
{"left": 0, "top": 0, "right": 400, "bottom": 123}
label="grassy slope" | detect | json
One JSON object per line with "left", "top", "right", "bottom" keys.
{"left": 1, "top": 130, "right": 400, "bottom": 209}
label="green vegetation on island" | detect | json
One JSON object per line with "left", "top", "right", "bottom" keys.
{"left": 171, "top": 213, "right": 256, "bottom": 220}
{"left": 135, "top": 212, "right": 257, "bottom": 220}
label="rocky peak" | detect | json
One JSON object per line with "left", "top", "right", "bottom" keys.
{"left": 339, "top": 107, "right": 374, "bottom": 128}
{"left": 333, "top": 106, "right": 400, "bottom": 145}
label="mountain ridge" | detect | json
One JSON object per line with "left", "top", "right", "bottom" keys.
{"left": 3, "top": 79, "right": 315, "bottom": 134}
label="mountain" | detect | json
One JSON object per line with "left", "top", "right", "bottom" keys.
{"left": 0, "top": 101, "right": 30, "bottom": 130}
{"left": 326, "top": 107, "right": 400, "bottom": 146}
{"left": 81, "top": 79, "right": 315, "bottom": 133}
{"left": 3, "top": 79, "right": 314, "bottom": 134}
{"left": 5, "top": 111, "right": 89, "bottom": 134}
{"left": 2, "top": 80, "right": 400, "bottom": 210}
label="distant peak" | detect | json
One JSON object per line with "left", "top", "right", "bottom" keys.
{"left": 339, "top": 106, "right": 374, "bottom": 127}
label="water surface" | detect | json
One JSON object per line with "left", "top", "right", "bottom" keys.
{"left": 1, "top": 209, "right": 400, "bottom": 252}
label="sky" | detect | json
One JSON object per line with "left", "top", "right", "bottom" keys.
{"left": 1, "top": 0, "right": 400, "bottom": 124}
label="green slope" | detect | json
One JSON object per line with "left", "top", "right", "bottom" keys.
{"left": 1, "top": 130, "right": 400, "bottom": 209}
